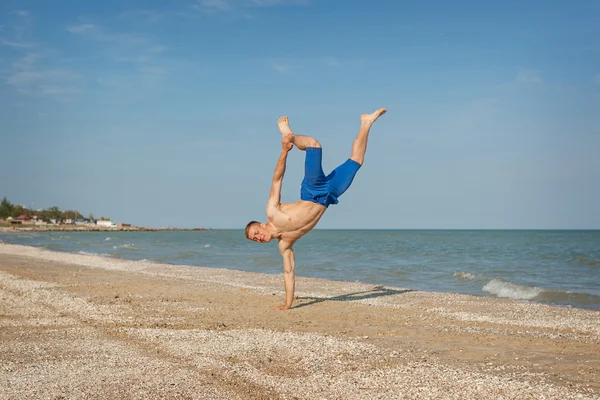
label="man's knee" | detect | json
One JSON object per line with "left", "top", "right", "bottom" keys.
{"left": 350, "top": 155, "right": 364, "bottom": 166}
{"left": 307, "top": 138, "right": 321, "bottom": 148}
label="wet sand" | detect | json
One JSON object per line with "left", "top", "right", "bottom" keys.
{"left": 1, "top": 243, "right": 598, "bottom": 399}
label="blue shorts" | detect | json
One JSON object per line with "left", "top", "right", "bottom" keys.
{"left": 300, "top": 147, "right": 361, "bottom": 207}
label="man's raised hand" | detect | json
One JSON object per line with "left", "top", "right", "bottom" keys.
{"left": 282, "top": 133, "right": 293, "bottom": 152}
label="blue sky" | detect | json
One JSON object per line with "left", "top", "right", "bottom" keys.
{"left": 1, "top": 0, "right": 599, "bottom": 229}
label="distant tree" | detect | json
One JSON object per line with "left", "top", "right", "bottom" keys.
{"left": 61, "top": 210, "right": 81, "bottom": 220}
{"left": 11, "top": 205, "right": 24, "bottom": 218}
{"left": 47, "top": 206, "right": 61, "bottom": 219}
{"left": 89, "top": 213, "right": 95, "bottom": 221}
{"left": 0, "top": 197, "right": 13, "bottom": 219}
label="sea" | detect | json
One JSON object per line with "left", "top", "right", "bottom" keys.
{"left": 1, "top": 229, "right": 599, "bottom": 311}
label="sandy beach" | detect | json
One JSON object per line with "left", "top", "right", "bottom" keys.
{"left": 0, "top": 243, "right": 598, "bottom": 399}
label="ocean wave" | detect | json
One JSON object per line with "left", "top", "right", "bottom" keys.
{"left": 453, "top": 271, "right": 482, "bottom": 281}
{"left": 112, "top": 244, "right": 136, "bottom": 250}
{"left": 482, "top": 278, "right": 600, "bottom": 308}
{"left": 50, "top": 235, "right": 72, "bottom": 241}
{"left": 105, "top": 237, "right": 111, "bottom": 241}
{"left": 535, "top": 289, "right": 600, "bottom": 307}
{"left": 171, "top": 250, "right": 200, "bottom": 259}
{"left": 571, "top": 256, "right": 599, "bottom": 266}
{"left": 78, "top": 251, "right": 111, "bottom": 257}
{"left": 482, "top": 279, "right": 542, "bottom": 300}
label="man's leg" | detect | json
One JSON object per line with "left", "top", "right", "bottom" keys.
{"left": 278, "top": 116, "right": 329, "bottom": 196}
{"left": 350, "top": 108, "right": 387, "bottom": 165}
{"left": 327, "top": 108, "right": 387, "bottom": 198}
{"left": 277, "top": 116, "right": 320, "bottom": 150}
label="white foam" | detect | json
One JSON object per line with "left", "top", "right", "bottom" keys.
{"left": 105, "top": 237, "right": 111, "bottom": 241}
{"left": 204, "top": 244, "right": 210, "bottom": 248}
{"left": 112, "top": 244, "right": 135, "bottom": 249}
{"left": 453, "top": 272, "right": 478, "bottom": 281}
{"left": 482, "top": 279, "right": 542, "bottom": 300}
{"left": 78, "top": 251, "right": 110, "bottom": 257}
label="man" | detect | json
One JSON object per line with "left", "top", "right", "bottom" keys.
{"left": 245, "top": 108, "right": 387, "bottom": 310}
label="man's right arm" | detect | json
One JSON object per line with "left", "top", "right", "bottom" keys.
{"left": 274, "top": 240, "right": 295, "bottom": 310}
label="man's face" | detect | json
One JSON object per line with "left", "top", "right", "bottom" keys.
{"left": 247, "top": 223, "right": 271, "bottom": 243}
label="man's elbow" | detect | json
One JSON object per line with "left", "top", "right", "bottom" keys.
{"left": 280, "top": 247, "right": 292, "bottom": 256}
{"left": 283, "top": 265, "right": 294, "bottom": 274}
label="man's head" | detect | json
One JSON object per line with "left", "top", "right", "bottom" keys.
{"left": 245, "top": 221, "right": 272, "bottom": 243}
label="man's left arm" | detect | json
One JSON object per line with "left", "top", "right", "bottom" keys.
{"left": 266, "top": 135, "right": 293, "bottom": 215}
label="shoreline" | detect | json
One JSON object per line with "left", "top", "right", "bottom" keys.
{"left": 2, "top": 233, "right": 599, "bottom": 313}
{"left": 1, "top": 243, "right": 599, "bottom": 399}
{"left": 0, "top": 226, "right": 208, "bottom": 232}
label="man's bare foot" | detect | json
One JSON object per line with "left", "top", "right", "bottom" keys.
{"left": 273, "top": 304, "right": 291, "bottom": 311}
{"left": 360, "top": 108, "right": 387, "bottom": 125}
{"left": 277, "top": 116, "right": 294, "bottom": 137}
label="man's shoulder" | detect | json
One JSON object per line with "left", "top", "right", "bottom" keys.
{"left": 279, "top": 201, "right": 305, "bottom": 212}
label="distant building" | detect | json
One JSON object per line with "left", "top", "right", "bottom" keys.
{"left": 15, "top": 215, "right": 34, "bottom": 225}
{"left": 96, "top": 220, "right": 117, "bottom": 228}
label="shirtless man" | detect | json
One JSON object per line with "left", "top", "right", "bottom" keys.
{"left": 245, "top": 108, "right": 387, "bottom": 310}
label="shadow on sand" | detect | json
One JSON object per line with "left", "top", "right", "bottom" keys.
{"left": 293, "top": 285, "right": 414, "bottom": 309}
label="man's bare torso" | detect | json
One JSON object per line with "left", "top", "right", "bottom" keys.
{"left": 267, "top": 200, "right": 326, "bottom": 245}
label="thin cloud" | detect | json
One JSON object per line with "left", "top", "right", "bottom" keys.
{"left": 2, "top": 9, "right": 34, "bottom": 47}
{"left": 195, "top": 0, "right": 232, "bottom": 13}
{"left": 11, "top": 10, "right": 30, "bottom": 17}
{"left": 193, "top": 0, "right": 308, "bottom": 14}
{"left": 116, "top": 10, "right": 165, "bottom": 24}
{"left": 118, "top": 55, "right": 151, "bottom": 63}
{"left": 5, "top": 53, "right": 82, "bottom": 99}
{"left": 148, "top": 46, "right": 168, "bottom": 54}
{"left": 140, "top": 66, "right": 171, "bottom": 75}
{"left": 117, "top": 47, "right": 168, "bottom": 63}
{"left": 6, "top": 69, "right": 81, "bottom": 99}
{"left": 0, "top": 38, "right": 34, "bottom": 48}
{"left": 95, "top": 31, "right": 148, "bottom": 47}
{"left": 68, "top": 23, "right": 173, "bottom": 83}
{"left": 66, "top": 24, "right": 96, "bottom": 34}
{"left": 516, "top": 70, "right": 542, "bottom": 84}
{"left": 96, "top": 75, "right": 126, "bottom": 87}
{"left": 271, "top": 61, "right": 294, "bottom": 74}
{"left": 13, "top": 52, "right": 39, "bottom": 69}
{"left": 37, "top": 84, "right": 82, "bottom": 96}
{"left": 450, "top": 97, "right": 498, "bottom": 131}
{"left": 251, "top": 0, "right": 309, "bottom": 6}
{"left": 324, "top": 56, "right": 341, "bottom": 68}
{"left": 6, "top": 69, "right": 79, "bottom": 87}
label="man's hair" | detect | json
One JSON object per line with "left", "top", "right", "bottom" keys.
{"left": 245, "top": 221, "right": 260, "bottom": 238}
